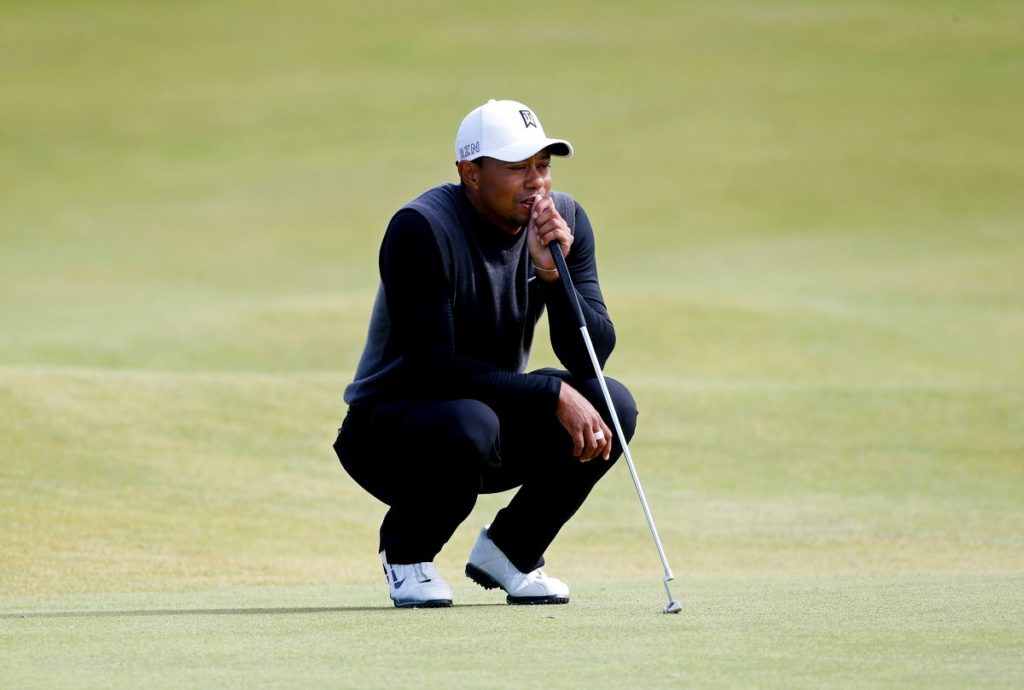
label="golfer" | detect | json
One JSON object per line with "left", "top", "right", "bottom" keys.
{"left": 334, "top": 99, "right": 637, "bottom": 608}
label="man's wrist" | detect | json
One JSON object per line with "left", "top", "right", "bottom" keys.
{"left": 532, "top": 264, "right": 559, "bottom": 282}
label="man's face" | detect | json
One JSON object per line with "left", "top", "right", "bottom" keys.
{"left": 461, "top": 151, "right": 552, "bottom": 234}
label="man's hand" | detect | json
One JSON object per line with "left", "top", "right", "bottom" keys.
{"left": 526, "top": 193, "right": 572, "bottom": 283}
{"left": 555, "top": 380, "right": 613, "bottom": 462}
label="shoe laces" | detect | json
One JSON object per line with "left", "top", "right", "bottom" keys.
{"left": 386, "top": 561, "right": 436, "bottom": 587}
{"left": 527, "top": 568, "right": 549, "bottom": 583}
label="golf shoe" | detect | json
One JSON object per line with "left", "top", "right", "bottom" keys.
{"left": 380, "top": 551, "right": 453, "bottom": 608}
{"left": 465, "top": 525, "right": 569, "bottom": 605}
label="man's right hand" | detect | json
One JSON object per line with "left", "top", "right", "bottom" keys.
{"left": 526, "top": 193, "right": 572, "bottom": 283}
{"left": 555, "top": 380, "right": 612, "bottom": 462}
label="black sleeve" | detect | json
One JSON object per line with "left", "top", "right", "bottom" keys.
{"left": 380, "top": 210, "right": 561, "bottom": 409}
{"left": 539, "top": 202, "right": 617, "bottom": 377}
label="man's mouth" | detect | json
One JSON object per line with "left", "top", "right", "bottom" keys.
{"left": 521, "top": 192, "right": 544, "bottom": 208}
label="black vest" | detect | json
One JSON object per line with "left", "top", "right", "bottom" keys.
{"left": 344, "top": 184, "right": 575, "bottom": 406}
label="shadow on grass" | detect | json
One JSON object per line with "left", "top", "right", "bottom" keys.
{"left": 2, "top": 603, "right": 508, "bottom": 619}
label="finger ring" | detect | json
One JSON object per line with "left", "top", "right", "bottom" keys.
{"left": 593, "top": 430, "right": 605, "bottom": 441}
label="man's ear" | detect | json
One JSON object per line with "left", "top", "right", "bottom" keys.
{"left": 457, "top": 160, "right": 481, "bottom": 190}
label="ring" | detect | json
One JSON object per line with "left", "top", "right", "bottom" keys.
{"left": 593, "top": 430, "right": 605, "bottom": 441}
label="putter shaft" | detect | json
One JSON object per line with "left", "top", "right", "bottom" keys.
{"left": 578, "top": 326, "right": 679, "bottom": 606}
{"left": 548, "top": 244, "right": 681, "bottom": 612}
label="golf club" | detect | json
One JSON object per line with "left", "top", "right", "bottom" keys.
{"left": 546, "top": 234, "right": 682, "bottom": 615}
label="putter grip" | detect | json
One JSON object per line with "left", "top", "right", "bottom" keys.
{"left": 549, "top": 244, "right": 587, "bottom": 329}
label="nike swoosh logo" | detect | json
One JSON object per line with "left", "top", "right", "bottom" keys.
{"left": 528, "top": 276, "right": 537, "bottom": 283}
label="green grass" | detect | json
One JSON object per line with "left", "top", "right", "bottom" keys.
{"left": 4, "top": 578, "right": 1022, "bottom": 689}
{"left": 2, "top": 0, "right": 1023, "bottom": 687}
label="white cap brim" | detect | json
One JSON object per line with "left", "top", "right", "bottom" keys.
{"left": 483, "top": 138, "right": 574, "bottom": 162}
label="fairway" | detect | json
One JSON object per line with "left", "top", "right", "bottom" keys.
{"left": 2, "top": 1, "right": 1023, "bottom": 688}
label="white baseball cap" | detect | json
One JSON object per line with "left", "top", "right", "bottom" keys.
{"left": 454, "top": 99, "right": 573, "bottom": 164}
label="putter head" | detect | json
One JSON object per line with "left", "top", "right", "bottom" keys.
{"left": 663, "top": 600, "right": 682, "bottom": 614}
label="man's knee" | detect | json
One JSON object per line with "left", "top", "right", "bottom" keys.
{"left": 579, "top": 376, "right": 638, "bottom": 442}
{"left": 606, "top": 377, "right": 638, "bottom": 440}
{"left": 425, "top": 399, "right": 501, "bottom": 461}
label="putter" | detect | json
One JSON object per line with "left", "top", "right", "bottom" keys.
{"left": 547, "top": 234, "right": 682, "bottom": 615}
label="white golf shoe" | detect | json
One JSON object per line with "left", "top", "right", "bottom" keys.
{"left": 465, "top": 526, "right": 570, "bottom": 605}
{"left": 380, "top": 551, "right": 453, "bottom": 608}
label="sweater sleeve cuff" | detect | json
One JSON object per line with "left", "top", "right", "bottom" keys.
{"left": 540, "top": 372, "right": 562, "bottom": 413}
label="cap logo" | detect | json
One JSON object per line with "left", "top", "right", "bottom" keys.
{"left": 519, "top": 110, "right": 538, "bottom": 128}
{"left": 459, "top": 141, "right": 480, "bottom": 160}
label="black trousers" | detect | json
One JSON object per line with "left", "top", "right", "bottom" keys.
{"left": 333, "top": 369, "right": 637, "bottom": 573}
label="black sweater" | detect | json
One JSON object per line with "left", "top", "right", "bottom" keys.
{"left": 344, "top": 184, "right": 615, "bottom": 410}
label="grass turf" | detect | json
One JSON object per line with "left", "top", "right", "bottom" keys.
{"left": 3, "top": 577, "right": 1022, "bottom": 690}
{"left": 2, "top": 0, "right": 1023, "bottom": 687}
